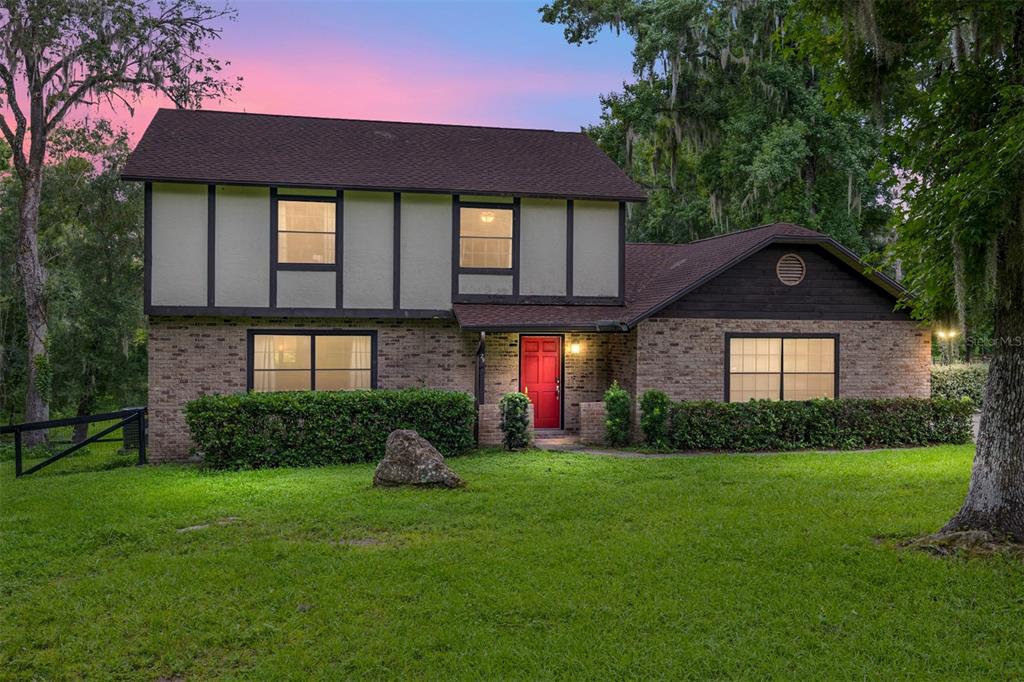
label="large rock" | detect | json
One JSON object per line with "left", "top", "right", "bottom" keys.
{"left": 373, "top": 430, "right": 465, "bottom": 488}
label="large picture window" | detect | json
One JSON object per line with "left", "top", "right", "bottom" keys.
{"left": 727, "top": 334, "right": 837, "bottom": 402}
{"left": 459, "top": 206, "right": 513, "bottom": 269}
{"left": 278, "top": 199, "right": 336, "bottom": 264}
{"left": 249, "top": 331, "right": 375, "bottom": 392}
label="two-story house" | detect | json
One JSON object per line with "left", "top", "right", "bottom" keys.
{"left": 123, "top": 109, "right": 930, "bottom": 461}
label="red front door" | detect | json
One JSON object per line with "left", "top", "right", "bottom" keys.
{"left": 520, "top": 336, "right": 561, "bottom": 429}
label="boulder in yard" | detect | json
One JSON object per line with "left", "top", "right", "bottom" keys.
{"left": 373, "top": 430, "right": 465, "bottom": 488}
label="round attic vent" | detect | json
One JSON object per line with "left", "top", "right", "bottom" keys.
{"left": 776, "top": 253, "right": 806, "bottom": 286}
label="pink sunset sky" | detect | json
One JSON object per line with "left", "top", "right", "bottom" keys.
{"left": 75, "top": 0, "right": 636, "bottom": 141}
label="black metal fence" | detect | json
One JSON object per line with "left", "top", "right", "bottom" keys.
{"left": 1, "top": 408, "right": 147, "bottom": 477}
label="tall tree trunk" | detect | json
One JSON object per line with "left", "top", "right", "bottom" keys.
{"left": 943, "top": 196, "right": 1024, "bottom": 539}
{"left": 16, "top": 171, "right": 49, "bottom": 444}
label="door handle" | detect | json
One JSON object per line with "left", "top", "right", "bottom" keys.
{"left": 556, "top": 378, "right": 560, "bottom": 398}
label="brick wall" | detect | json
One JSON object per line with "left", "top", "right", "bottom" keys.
{"left": 478, "top": 403, "right": 534, "bottom": 447}
{"left": 635, "top": 317, "right": 931, "bottom": 402}
{"left": 148, "top": 316, "right": 477, "bottom": 462}
{"left": 579, "top": 401, "right": 607, "bottom": 445}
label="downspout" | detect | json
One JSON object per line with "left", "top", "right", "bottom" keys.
{"left": 474, "top": 331, "right": 486, "bottom": 444}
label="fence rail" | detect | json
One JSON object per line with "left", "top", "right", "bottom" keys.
{"left": 1, "top": 408, "right": 147, "bottom": 477}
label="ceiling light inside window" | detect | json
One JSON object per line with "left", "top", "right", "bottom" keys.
{"left": 480, "top": 211, "right": 495, "bottom": 223}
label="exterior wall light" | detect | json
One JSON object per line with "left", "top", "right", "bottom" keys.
{"left": 569, "top": 342, "right": 582, "bottom": 354}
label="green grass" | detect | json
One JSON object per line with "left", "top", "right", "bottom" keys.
{"left": 3, "top": 445, "right": 1022, "bottom": 680}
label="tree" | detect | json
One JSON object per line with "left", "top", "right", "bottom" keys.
{"left": 797, "top": 1, "right": 1024, "bottom": 539}
{"left": 0, "top": 121, "right": 147, "bottom": 434}
{"left": 0, "top": 0, "right": 238, "bottom": 440}
{"left": 541, "top": 0, "right": 892, "bottom": 250}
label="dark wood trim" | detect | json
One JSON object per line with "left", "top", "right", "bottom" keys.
{"left": 451, "top": 293, "right": 623, "bottom": 306}
{"left": 512, "top": 197, "right": 521, "bottom": 298}
{"left": 518, "top": 333, "right": 564, "bottom": 430}
{"left": 269, "top": 187, "right": 278, "bottom": 308}
{"left": 457, "top": 199, "right": 519, "bottom": 209}
{"left": 245, "top": 329, "right": 379, "bottom": 392}
{"left": 458, "top": 267, "right": 514, "bottom": 276}
{"left": 393, "top": 192, "right": 401, "bottom": 310}
{"left": 148, "top": 305, "right": 452, "bottom": 319}
{"left": 723, "top": 332, "right": 841, "bottom": 402}
{"left": 144, "top": 182, "right": 152, "bottom": 310}
{"left": 566, "top": 199, "right": 574, "bottom": 298}
{"left": 335, "top": 190, "right": 344, "bottom": 308}
{"left": 618, "top": 201, "right": 626, "bottom": 299}
{"left": 474, "top": 331, "right": 486, "bottom": 441}
{"left": 273, "top": 193, "right": 337, "bottom": 203}
{"left": 451, "top": 194, "right": 460, "bottom": 299}
{"left": 275, "top": 263, "right": 335, "bottom": 272}
{"left": 207, "top": 184, "right": 216, "bottom": 307}
{"left": 121, "top": 175, "right": 647, "bottom": 203}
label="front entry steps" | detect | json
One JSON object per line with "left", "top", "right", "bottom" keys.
{"left": 533, "top": 429, "right": 581, "bottom": 451}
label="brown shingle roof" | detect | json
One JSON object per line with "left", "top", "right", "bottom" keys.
{"left": 122, "top": 109, "right": 647, "bottom": 201}
{"left": 453, "top": 223, "right": 905, "bottom": 330}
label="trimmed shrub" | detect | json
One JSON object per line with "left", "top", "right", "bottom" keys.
{"left": 639, "top": 389, "right": 671, "bottom": 448}
{"left": 185, "top": 388, "right": 476, "bottom": 469}
{"left": 667, "top": 397, "right": 974, "bottom": 452}
{"left": 931, "top": 363, "right": 987, "bottom": 406}
{"left": 604, "top": 380, "right": 632, "bottom": 446}
{"left": 499, "top": 392, "right": 532, "bottom": 450}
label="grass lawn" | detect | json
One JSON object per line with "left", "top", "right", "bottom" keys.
{"left": 3, "top": 444, "right": 1023, "bottom": 680}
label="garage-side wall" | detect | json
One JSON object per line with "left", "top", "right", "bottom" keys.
{"left": 635, "top": 317, "right": 931, "bottom": 402}
{"left": 148, "top": 316, "right": 477, "bottom": 462}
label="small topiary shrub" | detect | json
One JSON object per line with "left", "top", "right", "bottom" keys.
{"left": 499, "top": 392, "right": 532, "bottom": 450}
{"left": 604, "top": 380, "right": 632, "bottom": 446}
{"left": 666, "top": 397, "right": 974, "bottom": 452}
{"left": 931, "top": 363, "right": 987, "bottom": 406}
{"left": 185, "top": 388, "right": 476, "bottom": 469}
{"left": 639, "top": 389, "right": 671, "bottom": 448}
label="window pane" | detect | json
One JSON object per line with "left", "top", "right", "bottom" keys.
{"left": 316, "top": 335, "right": 371, "bottom": 370}
{"left": 253, "top": 370, "right": 311, "bottom": 392}
{"left": 279, "top": 201, "right": 335, "bottom": 233}
{"left": 784, "top": 373, "right": 835, "bottom": 400}
{"left": 316, "top": 369, "right": 371, "bottom": 390}
{"left": 729, "top": 373, "right": 780, "bottom": 402}
{"left": 460, "top": 207, "right": 513, "bottom": 238}
{"left": 460, "top": 237, "right": 512, "bottom": 269}
{"left": 253, "top": 335, "right": 311, "bottom": 370}
{"left": 279, "top": 232, "right": 336, "bottom": 264}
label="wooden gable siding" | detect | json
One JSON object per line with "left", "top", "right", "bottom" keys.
{"left": 658, "top": 244, "right": 908, "bottom": 320}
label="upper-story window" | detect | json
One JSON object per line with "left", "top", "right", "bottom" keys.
{"left": 278, "top": 199, "right": 336, "bottom": 264}
{"left": 460, "top": 206, "right": 513, "bottom": 269}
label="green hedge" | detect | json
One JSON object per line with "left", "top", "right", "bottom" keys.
{"left": 185, "top": 389, "right": 476, "bottom": 469}
{"left": 931, "top": 363, "right": 987, "bottom": 405}
{"left": 667, "top": 398, "right": 974, "bottom": 452}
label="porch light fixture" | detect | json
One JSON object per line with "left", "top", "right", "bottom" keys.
{"left": 570, "top": 342, "right": 582, "bottom": 354}
{"left": 480, "top": 211, "right": 495, "bottom": 223}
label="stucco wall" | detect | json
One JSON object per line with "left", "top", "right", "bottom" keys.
{"left": 635, "top": 317, "right": 931, "bottom": 402}
{"left": 572, "top": 200, "right": 619, "bottom": 297}
{"left": 460, "top": 273, "right": 513, "bottom": 295}
{"left": 519, "top": 198, "right": 567, "bottom": 296}
{"left": 400, "top": 193, "right": 451, "bottom": 310}
{"left": 151, "top": 182, "right": 207, "bottom": 306}
{"left": 276, "top": 271, "right": 335, "bottom": 308}
{"left": 215, "top": 185, "right": 269, "bottom": 307}
{"left": 343, "top": 191, "right": 394, "bottom": 308}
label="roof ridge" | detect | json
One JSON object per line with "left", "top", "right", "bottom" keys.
{"left": 155, "top": 107, "right": 584, "bottom": 136}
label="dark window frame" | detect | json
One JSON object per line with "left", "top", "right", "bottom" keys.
{"left": 274, "top": 193, "right": 339, "bottom": 270}
{"left": 723, "top": 332, "right": 840, "bottom": 402}
{"left": 456, "top": 199, "right": 517, "bottom": 274}
{"left": 246, "top": 329, "right": 378, "bottom": 392}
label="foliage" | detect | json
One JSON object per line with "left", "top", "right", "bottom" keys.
{"left": 7, "top": 445, "right": 1022, "bottom": 679}
{"left": 542, "top": 0, "right": 892, "bottom": 250}
{"left": 0, "top": 121, "right": 146, "bottom": 423}
{"left": 667, "top": 397, "right": 974, "bottom": 451}
{"left": 931, "top": 364, "right": 988, "bottom": 406}
{"left": 0, "top": 0, "right": 239, "bottom": 428}
{"left": 639, "top": 389, "right": 671, "bottom": 448}
{"left": 603, "top": 380, "right": 632, "bottom": 445}
{"left": 184, "top": 389, "right": 477, "bottom": 469}
{"left": 498, "top": 392, "right": 532, "bottom": 450}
